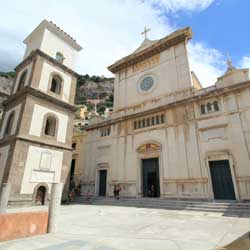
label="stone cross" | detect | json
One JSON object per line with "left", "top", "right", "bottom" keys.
{"left": 141, "top": 26, "right": 150, "bottom": 39}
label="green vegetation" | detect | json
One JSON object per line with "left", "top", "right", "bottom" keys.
{"left": 75, "top": 74, "right": 114, "bottom": 114}
{"left": 0, "top": 71, "right": 16, "bottom": 79}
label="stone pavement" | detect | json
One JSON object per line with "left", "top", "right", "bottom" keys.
{"left": 1, "top": 204, "right": 250, "bottom": 250}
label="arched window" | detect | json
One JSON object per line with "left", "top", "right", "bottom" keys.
{"left": 4, "top": 112, "right": 15, "bottom": 136}
{"left": 50, "top": 75, "right": 62, "bottom": 94}
{"left": 44, "top": 115, "right": 57, "bottom": 137}
{"left": 213, "top": 101, "right": 219, "bottom": 111}
{"left": 207, "top": 102, "right": 212, "bottom": 113}
{"left": 17, "top": 70, "right": 27, "bottom": 92}
{"left": 200, "top": 104, "right": 206, "bottom": 115}
{"left": 55, "top": 52, "right": 65, "bottom": 63}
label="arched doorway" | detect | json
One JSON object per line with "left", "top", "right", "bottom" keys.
{"left": 35, "top": 186, "right": 47, "bottom": 205}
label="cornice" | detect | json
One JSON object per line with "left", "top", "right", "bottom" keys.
{"left": 86, "top": 80, "right": 250, "bottom": 130}
{"left": 15, "top": 49, "right": 80, "bottom": 78}
{"left": 6, "top": 86, "right": 77, "bottom": 112}
{"left": 108, "top": 27, "right": 192, "bottom": 74}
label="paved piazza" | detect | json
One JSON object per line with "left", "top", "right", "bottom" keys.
{"left": 1, "top": 205, "right": 250, "bottom": 250}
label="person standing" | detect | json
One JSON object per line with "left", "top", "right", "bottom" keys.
{"left": 116, "top": 184, "right": 121, "bottom": 200}
{"left": 113, "top": 185, "right": 117, "bottom": 199}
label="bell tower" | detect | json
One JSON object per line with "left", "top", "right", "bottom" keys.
{"left": 0, "top": 20, "right": 82, "bottom": 206}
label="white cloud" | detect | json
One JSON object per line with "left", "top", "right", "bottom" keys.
{"left": 188, "top": 42, "right": 225, "bottom": 86}
{"left": 0, "top": 0, "right": 224, "bottom": 88}
{"left": 240, "top": 56, "right": 250, "bottom": 68}
{"left": 149, "top": 0, "right": 215, "bottom": 12}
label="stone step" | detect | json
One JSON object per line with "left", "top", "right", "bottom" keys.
{"left": 73, "top": 197, "right": 250, "bottom": 213}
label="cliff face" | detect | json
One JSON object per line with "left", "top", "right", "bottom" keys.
{"left": 0, "top": 76, "right": 12, "bottom": 96}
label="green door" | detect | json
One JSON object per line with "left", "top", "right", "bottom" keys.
{"left": 209, "top": 160, "right": 236, "bottom": 200}
{"left": 99, "top": 170, "right": 107, "bottom": 196}
{"left": 142, "top": 158, "right": 160, "bottom": 197}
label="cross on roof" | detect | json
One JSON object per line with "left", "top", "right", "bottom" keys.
{"left": 141, "top": 26, "right": 150, "bottom": 40}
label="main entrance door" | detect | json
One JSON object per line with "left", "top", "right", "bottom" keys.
{"left": 209, "top": 160, "right": 236, "bottom": 200}
{"left": 142, "top": 158, "right": 160, "bottom": 197}
{"left": 99, "top": 170, "right": 107, "bottom": 196}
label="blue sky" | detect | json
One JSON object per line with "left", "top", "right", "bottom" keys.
{"left": 0, "top": 0, "right": 249, "bottom": 86}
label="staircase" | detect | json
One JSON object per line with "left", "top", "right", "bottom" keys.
{"left": 73, "top": 196, "right": 250, "bottom": 215}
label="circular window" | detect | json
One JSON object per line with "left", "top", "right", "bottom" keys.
{"left": 140, "top": 76, "right": 154, "bottom": 91}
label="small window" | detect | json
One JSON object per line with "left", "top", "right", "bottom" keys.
{"left": 213, "top": 101, "right": 219, "bottom": 112}
{"left": 138, "top": 120, "right": 141, "bottom": 129}
{"left": 134, "top": 121, "right": 137, "bottom": 130}
{"left": 200, "top": 104, "right": 206, "bottom": 115}
{"left": 50, "top": 75, "right": 62, "bottom": 94}
{"left": 72, "top": 143, "right": 76, "bottom": 150}
{"left": 156, "top": 115, "right": 159, "bottom": 124}
{"left": 151, "top": 117, "right": 155, "bottom": 126}
{"left": 142, "top": 119, "right": 145, "bottom": 128}
{"left": 207, "top": 103, "right": 212, "bottom": 113}
{"left": 4, "top": 112, "right": 15, "bottom": 136}
{"left": 55, "top": 52, "right": 65, "bottom": 63}
{"left": 160, "top": 114, "right": 165, "bottom": 124}
{"left": 44, "top": 115, "right": 57, "bottom": 137}
{"left": 147, "top": 118, "right": 150, "bottom": 127}
{"left": 17, "top": 70, "right": 27, "bottom": 92}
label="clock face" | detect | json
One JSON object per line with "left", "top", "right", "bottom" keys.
{"left": 140, "top": 76, "right": 154, "bottom": 91}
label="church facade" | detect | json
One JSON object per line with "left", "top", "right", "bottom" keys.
{"left": 83, "top": 27, "right": 250, "bottom": 201}
{"left": 0, "top": 20, "right": 82, "bottom": 205}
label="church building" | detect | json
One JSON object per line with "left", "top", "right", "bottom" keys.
{"left": 83, "top": 27, "right": 250, "bottom": 201}
{"left": 0, "top": 20, "right": 82, "bottom": 205}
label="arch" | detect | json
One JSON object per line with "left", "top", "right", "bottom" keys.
{"left": 43, "top": 114, "right": 58, "bottom": 137}
{"left": 200, "top": 104, "right": 206, "bottom": 114}
{"left": 137, "top": 141, "right": 162, "bottom": 154}
{"left": 33, "top": 183, "right": 49, "bottom": 205}
{"left": 17, "top": 69, "right": 28, "bottom": 92}
{"left": 50, "top": 74, "right": 62, "bottom": 94}
{"left": 213, "top": 101, "right": 219, "bottom": 111}
{"left": 207, "top": 102, "right": 212, "bottom": 113}
{"left": 4, "top": 111, "right": 15, "bottom": 136}
{"left": 55, "top": 52, "right": 65, "bottom": 63}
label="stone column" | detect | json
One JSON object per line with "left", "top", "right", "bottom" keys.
{"left": 47, "top": 182, "right": 63, "bottom": 233}
{"left": 0, "top": 183, "right": 11, "bottom": 213}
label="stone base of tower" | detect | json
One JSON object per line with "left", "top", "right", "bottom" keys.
{"left": 1, "top": 138, "right": 72, "bottom": 207}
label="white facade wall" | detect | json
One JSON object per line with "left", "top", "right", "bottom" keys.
{"left": 0, "top": 104, "right": 22, "bottom": 139}
{"left": 40, "top": 29, "right": 77, "bottom": 69}
{"left": 29, "top": 104, "right": 68, "bottom": 143}
{"left": 84, "top": 87, "right": 250, "bottom": 200}
{"left": 114, "top": 42, "right": 192, "bottom": 111}
{"left": 20, "top": 145, "right": 63, "bottom": 194}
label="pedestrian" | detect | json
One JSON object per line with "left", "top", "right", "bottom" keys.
{"left": 86, "top": 189, "right": 91, "bottom": 201}
{"left": 117, "top": 184, "right": 121, "bottom": 200}
{"left": 113, "top": 185, "right": 117, "bottom": 199}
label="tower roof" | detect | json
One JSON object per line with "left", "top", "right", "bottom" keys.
{"left": 23, "top": 19, "right": 82, "bottom": 51}
{"left": 108, "top": 27, "right": 192, "bottom": 74}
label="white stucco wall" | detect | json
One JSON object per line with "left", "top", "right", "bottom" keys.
{"left": 38, "top": 61, "right": 72, "bottom": 103}
{"left": 20, "top": 145, "right": 63, "bottom": 194}
{"left": 0, "top": 145, "right": 10, "bottom": 184}
{"left": 84, "top": 87, "right": 250, "bottom": 200}
{"left": 40, "top": 29, "right": 77, "bottom": 69}
{"left": 13, "top": 62, "right": 33, "bottom": 94}
{"left": 0, "top": 104, "right": 22, "bottom": 139}
{"left": 23, "top": 29, "right": 44, "bottom": 59}
{"left": 24, "top": 28, "right": 77, "bottom": 69}
{"left": 114, "top": 42, "right": 192, "bottom": 111}
{"left": 29, "top": 104, "right": 68, "bottom": 143}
